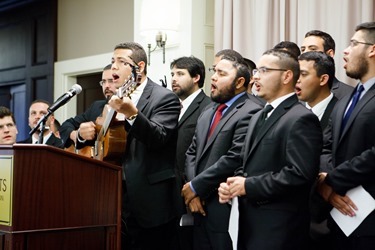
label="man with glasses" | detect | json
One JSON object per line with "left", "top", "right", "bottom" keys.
{"left": 301, "top": 30, "right": 354, "bottom": 100}
{"left": 218, "top": 49, "right": 323, "bottom": 250}
{"left": 59, "top": 64, "right": 116, "bottom": 149}
{"left": 317, "top": 21, "right": 375, "bottom": 250}
{"left": 0, "top": 106, "right": 18, "bottom": 145}
{"left": 107, "top": 42, "right": 181, "bottom": 250}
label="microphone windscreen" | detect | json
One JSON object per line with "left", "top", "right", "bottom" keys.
{"left": 71, "top": 84, "right": 82, "bottom": 94}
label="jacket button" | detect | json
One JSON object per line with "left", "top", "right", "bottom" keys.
{"left": 243, "top": 173, "right": 248, "bottom": 177}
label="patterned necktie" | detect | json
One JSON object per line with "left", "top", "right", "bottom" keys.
{"left": 251, "top": 104, "right": 274, "bottom": 143}
{"left": 341, "top": 84, "right": 364, "bottom": 131}
{"left": 208, "top": 103, "right": 227, "bottom": 138}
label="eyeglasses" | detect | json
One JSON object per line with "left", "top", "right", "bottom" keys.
{"left": 252, "top": 67, "right": 287, "bottom": 76}
{"left": 349, "top": 40, "right": 374, "bottom": 47}
{"left": 99, "top": 79, "right": 114, "bottom": 86}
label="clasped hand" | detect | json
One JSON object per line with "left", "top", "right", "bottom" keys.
{"left": 218, "top": 176, "right": 246, "bottom": 204}
{"left": 316, "top": 173, "right": 357, "bottom": 217}
{"left": 181, "top": 182, "right": 206, "bottom": 216}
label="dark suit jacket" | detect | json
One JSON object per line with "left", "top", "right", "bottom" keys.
{"left": 322, "top": 82, "right": 375, "bottom": 236}
{"left": 59, "top": 100, "right": 107, "bottom": 148}
{"left": 238, "top": 94, "right": 322, "bottom": 250}
{"left": 248, "top": 92, "right": 266, "bottom": 107}
{"left": 320, "top": 95, "right": 338, "bottom": 131}
{"left": 18, "top": 133, "right": 64, "bottom": 148}
{"left": 185, "top": 93, "right": 262, "bottom": 234}
{"left": 331, "top": 77, "right": 353, "bottom": 100}
{"left": 176, "top": 90, "right": 211, "bottom": 180}
{"left": 122, "top": 78, "right": 180, "bottom": 228}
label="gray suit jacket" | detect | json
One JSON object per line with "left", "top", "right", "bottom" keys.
{"left": 185, "top": 93, "right": 262, "bottom": 233}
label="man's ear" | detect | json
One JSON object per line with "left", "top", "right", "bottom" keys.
{"left": 326, "top": 49, "right": 335, "bottom": 58}
{"left": 235, "top": 77, "right": 246, "bottom": 89}
{"left": 137, "top": 61, "right": 146, "bottom": 74}
{"left": 319, "top": 74, "right": 329, "bottom": 87}
{"left": 368, "top": 44, "right": 375, "bottom": 58}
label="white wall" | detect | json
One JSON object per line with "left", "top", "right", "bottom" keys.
{"left": 55, "top": 0, "right": 214, "bottom": 121}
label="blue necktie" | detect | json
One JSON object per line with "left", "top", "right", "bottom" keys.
{"left": 341, "top": 84, "right": 364, "bottom": 131}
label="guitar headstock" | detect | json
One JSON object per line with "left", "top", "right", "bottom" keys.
{"left": 117, "top": 63, "right": 142, "bottom": 99}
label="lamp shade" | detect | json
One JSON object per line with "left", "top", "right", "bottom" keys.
{"left": 139, "top": 0, "right": 180, "bottom": 36}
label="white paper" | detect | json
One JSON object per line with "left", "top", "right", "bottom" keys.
{"left": 228, "top": 196, "right": 239, "bottom": 250}
{"left": 330, "top": 185, "right": 375, "bottom": 236}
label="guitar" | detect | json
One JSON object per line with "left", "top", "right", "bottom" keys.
{"left": 67, "top": 63, "right": 141, "bottom": 164}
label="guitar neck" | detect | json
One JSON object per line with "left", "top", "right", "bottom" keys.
{"left": 98, "top": 107, "right": 116, "bottom": 138}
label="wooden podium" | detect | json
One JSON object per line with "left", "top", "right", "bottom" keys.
{"left": 0, "top": 144, "right": 122, "bottom": 250}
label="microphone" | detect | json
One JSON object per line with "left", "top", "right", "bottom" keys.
{"left": 48, "top": 84, "right": 82, "bottom": 113}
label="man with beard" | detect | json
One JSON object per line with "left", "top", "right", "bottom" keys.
{"left": 181, "top": 55, "right": 262, "bottom": 250}
{"left": 0, "top": 106, "right": 18, "bottom": 145}
{"left": 317, "top": 21, "right": 375, "bottom": 250}
{"left": 108, "top": 42, "right": 180, "bottom": 250}
{"left": 213, "top": 49, "right": 265, "bottom": 107}
{"left": 18, "top": 99, "right": 63, "bottom": 147}
{"left": 218, "top": 49, "right": 322, "bottom": 250}
{"left": 59, "top": 64, "right": 116, "bottom": 149}
{"left": 170, "top": 56, "right": 211, "bottom": 250}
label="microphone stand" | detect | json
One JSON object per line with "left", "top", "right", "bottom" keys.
{"left": 29, "top": 112, "right": 52, "bottom": 144}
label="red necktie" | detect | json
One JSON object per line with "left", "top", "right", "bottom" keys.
{"left": 208, "top": 103, "right": 227, "bottom": 138}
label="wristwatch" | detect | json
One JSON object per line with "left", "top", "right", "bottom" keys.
{"left": 127, "top": 113, "right": 138, "bottom": 121}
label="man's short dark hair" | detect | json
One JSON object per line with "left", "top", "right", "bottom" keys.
{"left": 298, "top": 51, "right": 335, "bottom": 89}
{"left": 114, "top": 42, "right": 148, "bottom": 74}
{"left": 305, "top": 30, "right": 335, "bottom": 53}
{"left": 355, "top": 22, "right": 375, "bottom": 44}
{"left": 170, "top": 56, "right": 206, "bottom": 88}
{"left": 0, "top": 106, "right": 16, "bottom": 124}
{"left": 274, "top": 41, "right": 301, "bottom": 58}
{"left": 215, "top": 49, "right": 244, "bottom": 64}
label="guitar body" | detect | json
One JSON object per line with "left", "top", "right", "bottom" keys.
{"left": 65, "top": 143, "right": 93, "bottom": 158}
{"left": 94, "top": 120, "right": 127, "bottom": 165}
{"left": 65, "top": 63, "right": 141, "bottom": 166}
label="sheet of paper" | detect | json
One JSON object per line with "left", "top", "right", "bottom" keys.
{"left": 228, "top": 196, "right": 239, "bottom": 250}
{"left": 330, "top": 185, "right": 375, "bottom": 236}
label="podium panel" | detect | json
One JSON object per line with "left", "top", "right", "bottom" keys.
{"left": 0, "top": 144, "right": 122, "bottom": 250}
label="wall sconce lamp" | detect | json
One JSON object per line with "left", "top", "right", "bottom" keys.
{"left": 147, "top": 31, "right": 167, "bottom": 66}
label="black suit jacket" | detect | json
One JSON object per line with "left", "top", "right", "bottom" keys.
{"left": 59, "top": 100, "right": 107, "bottom": 148}
{"left": 322, "top": 82, "right": 375, "bottom": 236}
{"left": 176, "top": 90, "right": 211, "bottom": 180}
{"left": 185, "top": 93, "right": 262, "bottom": 234}
{"left": 18, "top": 133, "right": 64, "bottom": 148}
{"left": 238, "top": 94, "right": 322, "bottom": 250}
{"left": 320, "top": 95, "right": 338, "bottom": 131}
{"left": 122, "top": 78, "right": 180, "bottom": 228}
{"left": 331, "top": 77, "right": 353, "bottom": 100}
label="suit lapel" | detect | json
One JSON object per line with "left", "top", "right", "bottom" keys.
{"left": 195, "top": 104, "right": 216, "bottom": 164}
{"left": 339, "top": 86, "right": 375, "bottom": 141}
{"left": 178, "top": 91, "right": 205, "bottom": 127}
{"left": 198, "top": 94, "right": 248, "bottom": 162}
{"left": 136, "top": 78, "right": 153, "bottom": 113}
{"left": 320, "top": 96, "right": 337, "bottom": 130}
{"left": 245, "top": 95, "right": 298, "bottom": 163}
